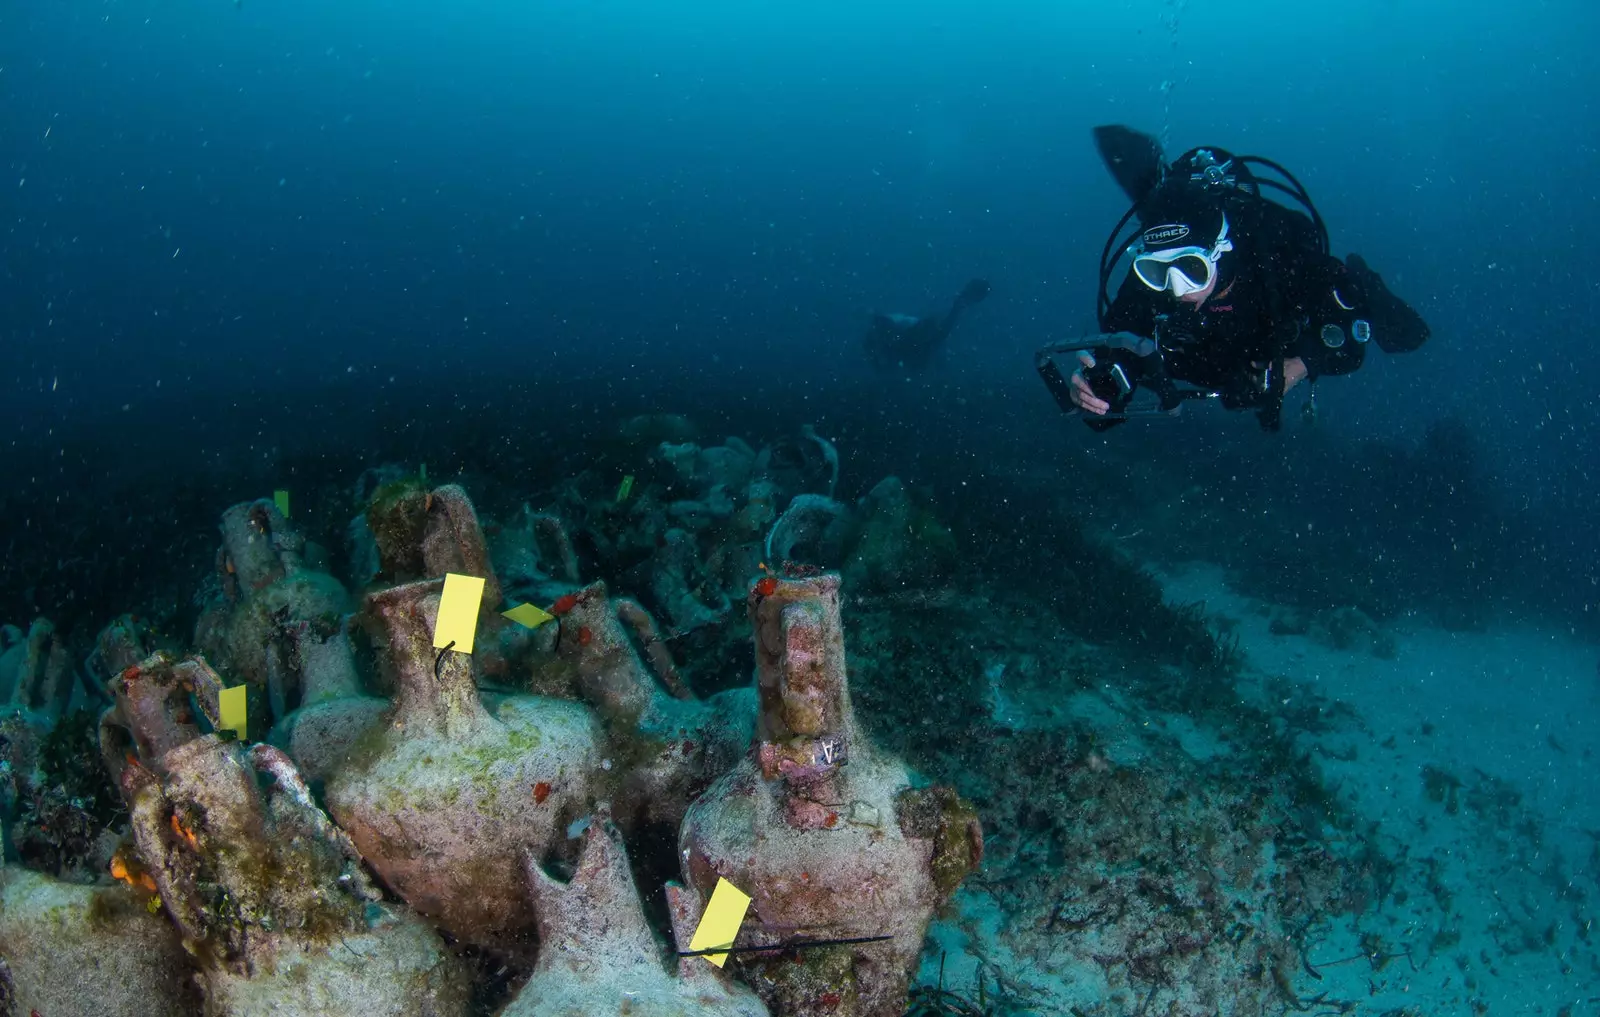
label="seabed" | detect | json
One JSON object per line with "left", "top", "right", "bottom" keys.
{"left": 2, "top": 421, "right": 1595, "bottom": 1017}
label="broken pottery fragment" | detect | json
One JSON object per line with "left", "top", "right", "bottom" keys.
{"left": 754, "top": 425, "right": 839, "bottom": 502}
{"left": 679, "top": 573, "right": 982, "bottom": 1017}
{"left": 764, "top": 494, "right": 852, "bottom": 568}
{"left": 366, "top": 479, "right": 503, "bottom": 603}
{"left": 842, "top": 477, "right": 958, "bottom": 594}
{"left": 94, "top": 612, "right": 160, "bottom": 676}
{"left": 265, "top": 614, "right": 387, "bottom": 786}
{"left": 556, "top": 582, "right": 754, "bottom": 836}
{"left": 420, "top": 483, "right": 504, "bottom": 607}
{"left": 490, "top": 505, "right": 583, "bottom": 604}
{"left": 0, "top": 618, "right": 73, "bottom": 732}
{"left": 651, "top": 527, "right": 734, "bottom": 633}
{"left": 0, "top": 865, "right": 194, "bottom": 1017}
{"left": 325, "top": 578, "right": 603, "bottom": 949}
{"left": 499, "top": 807, "right": 767, "bottom": 1017}
{"left": 194, "top": 498, "right": 352, "bottom": 738}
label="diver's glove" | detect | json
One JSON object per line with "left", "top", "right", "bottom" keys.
{"left": 1082, "top": 359, "right": 1135, "bottom": 411}
{"left": 1344, "top": 254, "right": 1430, "bottom": 353}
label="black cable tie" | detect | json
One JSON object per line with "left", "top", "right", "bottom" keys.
{"left": 434, "top": 640, "right": 456, "bottom": 680}
{"left": 677, "top": 933, "right": 892, "bottom": 959}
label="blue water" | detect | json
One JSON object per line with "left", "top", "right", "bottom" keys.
{"left": 3, "top": 3, "right": 1600, "bottom": 1013}
{"left": 3, "top": 0, "right": 1595, "bottom": 658}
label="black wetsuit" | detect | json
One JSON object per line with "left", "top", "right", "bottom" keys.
{"left": 1097, "top": 199, "right": 1427, "bottom": 427}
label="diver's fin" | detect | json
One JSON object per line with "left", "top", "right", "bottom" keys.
{"left": 1093, "top": 125, "right": 1166, "bottom": 205}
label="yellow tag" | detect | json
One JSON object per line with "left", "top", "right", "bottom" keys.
{"left": 616, "top": 474, "right": 635, "bottom": 503}
{"left": 502, "top": 602, "right": 554, "bottom": 629}
{"left": 218, "top": 685, "right": 248, "bottom": 740}
{"left": 434, "top": 573, "right": 486, "bottom": 653}
{"left": 687, "top": 877, "right": 751, "bottom": 968}
{"left": 273, "top": 489, "right": 291, "bottom": 517}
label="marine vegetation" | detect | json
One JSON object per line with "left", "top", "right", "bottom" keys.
{"left": 4, "top": 708, "right": 123, "bottom": 881}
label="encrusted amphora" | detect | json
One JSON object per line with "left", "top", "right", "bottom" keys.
{"left": 497, "top": 805, "right": 768, "bottom": 1017}
{"left": 111, "top": 654, "right": 470, "bottom": 1017}
{"left": 554, "top": 581, "right": 755, "bottom": 835}
{"left": 324, "top": 577, "right": 603, "bottom": 949}
{"left": 679, "top": 573, "right": 983, "bottom": 1017}
{"left": 0, "top": 864, "right": 195, "bottom": 1017}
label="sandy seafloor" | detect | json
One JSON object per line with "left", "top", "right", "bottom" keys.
{"left": 920, "top": 560, "right": 1600, "bottom": 1016}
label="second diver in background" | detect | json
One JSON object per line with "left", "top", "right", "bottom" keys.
{"left": 864, "top": 278, "right": 991, "bottom": 372}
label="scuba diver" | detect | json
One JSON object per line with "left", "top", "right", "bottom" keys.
{"left": 1036, "top": 125, "right": 1429, "bottom": 431}
{"left": 864, "top": 278, "right": 991, "bottom": 372}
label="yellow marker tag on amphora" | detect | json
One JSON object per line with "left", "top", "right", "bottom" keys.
{"left": 434, "top": 573, "right": 486, "bottom": 653}
{"left": 687, "top": 877, "right": 752, "bottom": 968}
{"left": 217, "top": 685, "right": 248, "bottom": 740}
{"left": 502, "top": 602, "right": 554, "bottom": 629}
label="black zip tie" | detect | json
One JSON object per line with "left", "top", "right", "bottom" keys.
{"left": 677, "top": 933, "right": 892, "bottom": 959}
{"left": 434, "top": 640, "right": 456, "bottom": 680}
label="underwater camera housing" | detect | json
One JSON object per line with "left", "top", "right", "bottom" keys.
{"left": 1034, "top": 330, "right": 1221, "bottom": 423}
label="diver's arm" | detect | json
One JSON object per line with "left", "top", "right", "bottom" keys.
{"left": 1297, "top": 329, "right": 1367, "bottom": 380}
{"left": 1288, "top": 254, "right": 1369, "bottom": 380}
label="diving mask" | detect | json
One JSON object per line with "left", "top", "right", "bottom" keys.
{"left": 1131, "top": 213, "right": 1234, "bottom": 297}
